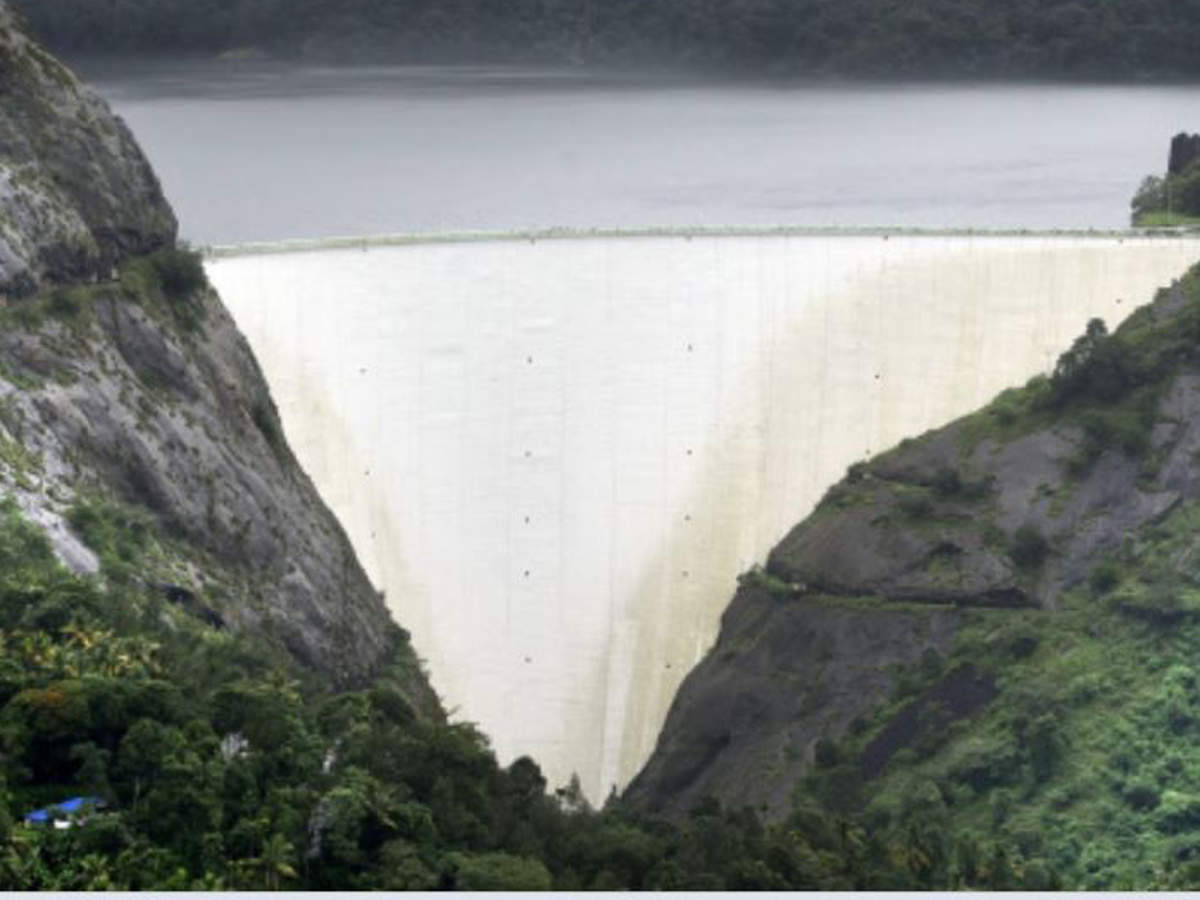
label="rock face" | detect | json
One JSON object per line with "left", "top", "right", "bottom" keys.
{"left": 0, "top": 282, "right": 431, "bottom": 692}
{"left": 1169, "top": 132, "right": 1200, "bottom": 175}
{"left": 623, "top": 586, "right": 961, "bottom": 820}
{"left": 0, "top": 1, "right": 435, "bottom": 703}
{"left": 0, "top": 2, "right": 175, "bottom": 298}
{"left": 625, "top": 273, "right": 1200, "bottom": 820}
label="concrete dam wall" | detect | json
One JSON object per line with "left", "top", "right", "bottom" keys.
{"left": 206, "top": 229, "right": 1200, "bottom": 801}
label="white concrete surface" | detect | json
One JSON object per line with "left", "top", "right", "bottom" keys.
{"left": 207, "top": 231, "right": 1200, "bottom": 800}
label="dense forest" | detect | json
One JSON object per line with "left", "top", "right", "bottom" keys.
{"left": 13, "top": 0, "right": 1200, "bottom": 78}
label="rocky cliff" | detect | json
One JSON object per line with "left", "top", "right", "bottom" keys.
{"left": 626, "top": 267, "right": 1200, "bottom": 821}
{"left": 0, "top": 2, "right": 175, "bottom": 298}
{"left": 0, "top": 0, "right": 434, "bottom": 700}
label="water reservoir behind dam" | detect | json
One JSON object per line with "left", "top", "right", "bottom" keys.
{"left": 207, "top": 230, "right": 1200, "bottom": 801}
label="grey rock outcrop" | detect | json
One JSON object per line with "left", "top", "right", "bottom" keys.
{"left": 0, "top": 284, "right": 427, "bottom": 691}
{"left": 0, "top": 2, "right": 175, "bottom": 298}
{"left": 623, "top": 587, "right": 960, "bottom": 820}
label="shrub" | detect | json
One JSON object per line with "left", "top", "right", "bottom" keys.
{"left": 1157, "top": 791, "right": 1200, "bottom": 834}
{"left": 1123, "top": 780, "right": 1162, "bottom": 811}
{"left": 813, "top": 737, "right": 842, "bottom": 768}
{"left": 1009, "top": 525, "right": 1049, "bottom": 570}
{"left": 452, "top": 852, "right": 553, "bottom": 890}
{"left": 988, "top": 392, "right": 1021, "bottom": 426}
{"left": 896, "top": 489, "right": 934, "bottom": 519}
{"left": 251, "top": 399, "right": 285, "bottom": 457}
{"left": 1047, "top": 318, "right": 1122, "bottom": 407}
{"left": 947, "top": 733, "right": 1022, "bottom": 793}
{"left": 1172, "top": 166, "right": 1200, "bottom": 215}
{"left": 1112, "top": 582, "right": 1187, "bottom": 623}
{"left": 46, "top": 288, "right": 82, "bottom": 320}
{"left": 1026, "top": 714, "right": 1063, "bottom": 782}
{"left": 1132, "top": 169, "right": 1200, "bottom": 222}
{"left": 68, "top": 498, "right": 154, "bottom": 584}
{"left": 810, "top": 764, "right": 863, "bottom": 813}
{"left": 1001, "top": 624, "right": 1040, "bottom": 659}
{"left": 1131, "top": 175, "right": 1167, "bottom": 219}
{"left": 1089, "top": 561, "right": 1121, "bottom": 595}
{"left": 1078, "top": 407, "right": 1151, "bottom": 460}
{"left": 148, "top": 245, "right": 207, "bottom": 302}
{"left": 738, "top": 565, "right": 794, "bottom": 597}
{"left": 929, "top": 467, "right": 993, "bottom": 502}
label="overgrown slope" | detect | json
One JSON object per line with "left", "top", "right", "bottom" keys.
{"left": 626, "top": 263, "right": 1200, "bottom": 888}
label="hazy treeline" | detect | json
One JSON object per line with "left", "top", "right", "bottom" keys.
{"left": 13, "top": 0, "right": 1200, "bottom": 78}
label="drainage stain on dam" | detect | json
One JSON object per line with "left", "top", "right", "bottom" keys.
{"left": 206, "top": 230, "right": 1200, "bottom": 801}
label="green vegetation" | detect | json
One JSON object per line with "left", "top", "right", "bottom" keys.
{"left": 737, "top": 565, "right": 795, "bottom": 598}
{"left": 132, "top": 244, "right": 209, "bottom": 333}
{"left": 0, "top": 243, "right": 207, "bottom": 341}
{"left": 16, "top": 0, "right": 1200, "bottom": 79}
{"left": 1132, "top": 164, "right": 1200, "bottom": 227}
{"left": 0, "top": 493, "right": 919, "bottom": 890}
{"left": 67, "top": 497, "right": 155, "bottom": 586}
{"left": 789, "top": 556, "right": 1200, "bottom": 890}
{"left": 1008, "top": 524, "right": 1049, "bottom": 570}
{"left": 146, "top": 244, "right": 206, "bottom": 303}
{"left": 1132, "top": 211, "right": 1200, "bottom": 228}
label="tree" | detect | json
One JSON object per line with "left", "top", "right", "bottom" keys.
{"left": 1132, "top": 175, "right": 1167, "bottom": 219}
{"left": 451, "top": 851, "right": 553, "bottom": 890}
{"left": 236, "top": 832, "right": 297, "bottom": 890}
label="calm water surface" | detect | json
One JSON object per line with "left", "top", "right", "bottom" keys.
{"left": 78, "top": 59, "right": 1198, "bottom": 243}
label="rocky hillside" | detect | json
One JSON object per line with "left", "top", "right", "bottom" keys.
{"left": 0, "top": 2, "right": 175, "bottom": 298}
{"left": 0, "top": 0, "right": 433, "bottom": 698}
{"left": 626, "top": 264, "right": 1200, "bottom": 885}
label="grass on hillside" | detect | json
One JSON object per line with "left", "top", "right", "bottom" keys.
{"left": 1133, "top": 211, "right": 1200, "bottom": 228}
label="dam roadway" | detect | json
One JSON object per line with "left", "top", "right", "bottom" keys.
{"left": 204, "top": 226, "right": 1200, "bottom": 801}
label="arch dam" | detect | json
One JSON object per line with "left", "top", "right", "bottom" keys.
{"left": 204, "top": 226, "right": 1200, "bottom": 802}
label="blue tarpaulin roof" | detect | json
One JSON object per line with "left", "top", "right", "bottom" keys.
{"left": 23, "top": 796, "right": 105, "bottom": 824}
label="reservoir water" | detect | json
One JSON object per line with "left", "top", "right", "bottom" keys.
{"left": 78, "top": 59, "right": 1200, "bottom": 242}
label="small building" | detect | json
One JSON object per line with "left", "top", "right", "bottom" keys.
{"left": 22, "top": 796, "right": 108, "bottom": 829}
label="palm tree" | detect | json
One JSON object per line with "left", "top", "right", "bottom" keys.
{"left": 239, "top": 833, "right": 297, "bottom": 891}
